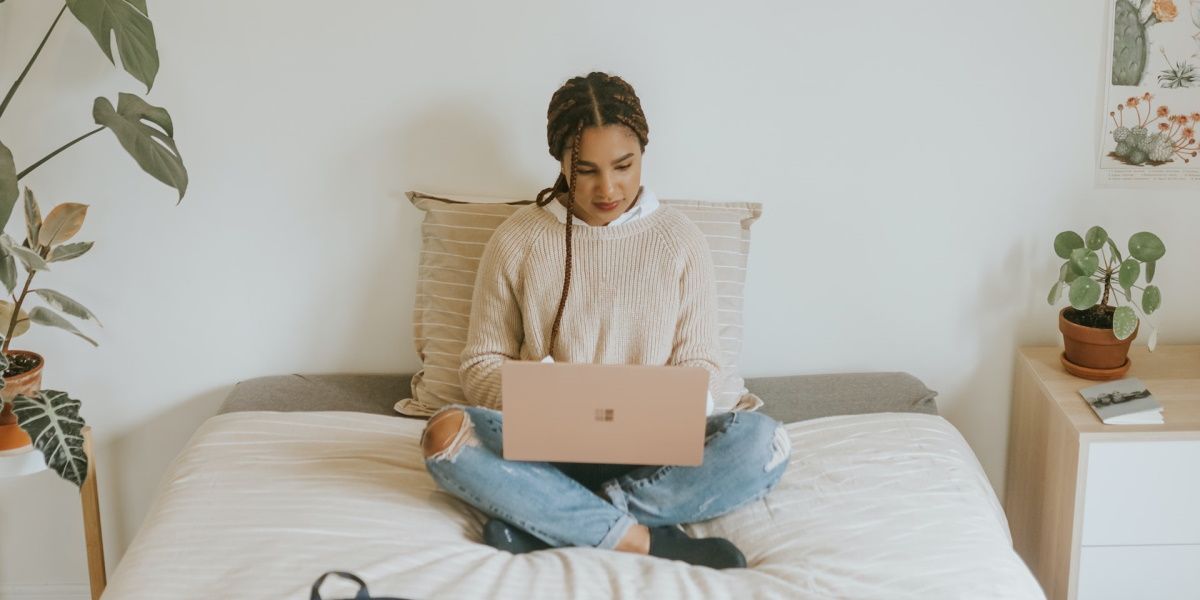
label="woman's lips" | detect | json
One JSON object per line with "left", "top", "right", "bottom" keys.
{"left": 594, "top": 201, "right": 620, "bottom": 211}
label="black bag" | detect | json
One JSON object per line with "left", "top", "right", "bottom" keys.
{"left": 310, "top": 571, "right": 414, "bottom": 600}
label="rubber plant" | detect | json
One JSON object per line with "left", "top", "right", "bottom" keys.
{"left": 1047, "top": 227, "right": 1165, "bottom": 348}
{"left": 0, "top": 0, "right": 187, "bottom": 487}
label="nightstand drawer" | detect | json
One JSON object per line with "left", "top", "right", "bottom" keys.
{"left": 1080, "top": 440, "right": 1200, "bottom": 546}
{"left": 1076, "top": 545, "right": 1200, "bottom": 600}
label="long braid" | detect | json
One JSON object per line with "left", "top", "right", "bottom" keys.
{"left": 547, "top": 128, "right": 582, "bottom": 354}
{"left": 534, "top": 72, "right": 650, "bottom": 357}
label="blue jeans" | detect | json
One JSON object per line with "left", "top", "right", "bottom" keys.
{"left": 421, "top": 404, "right": 791, "bottom": 550}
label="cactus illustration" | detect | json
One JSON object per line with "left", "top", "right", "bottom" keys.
{"left": 1114, "top": 0, "right": 1148, "bottom": 85}
{"left": 1107, "top": 92, "right": 1199, "bottom": 165}
{"left": 1112, "top": 0, "right": 1178, "bottom": 86}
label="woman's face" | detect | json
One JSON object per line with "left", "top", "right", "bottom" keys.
{"left": 560, "top": 124, "right": 643, "bottom": 226}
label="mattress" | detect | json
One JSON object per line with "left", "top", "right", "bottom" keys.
{"left": 103, "top": 411, "right": 1045, "bottom": 599}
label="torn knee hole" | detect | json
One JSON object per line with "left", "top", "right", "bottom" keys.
{"left": 422, "top": 410, "right": 479, "bottom": 462}
{"left": 765, "top": 424, "right": 791, "bottom": 471}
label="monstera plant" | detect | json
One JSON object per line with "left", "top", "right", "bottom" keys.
{"left": 0, "top": 0, "right": 187, "bottom": 486}
{"left": 1047, "top": 227, "right": 1164, "bottom": 380}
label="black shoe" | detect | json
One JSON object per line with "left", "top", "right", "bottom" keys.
{"left": 648, "top": 525, "right": 746, "bottom": 569}
{"left": 482, "top": 518, "right": 552, "bottom": 554}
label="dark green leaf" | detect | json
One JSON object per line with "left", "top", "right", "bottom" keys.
{"left": 47, "top": 242, "right": 94, "bottom": 263}
{"left": 12, "top": 390, "right": 88, "bottom": 487}
{"left": 1060, "top": 261, "right": 1082, "bottom": 282}
{"left": 0, "top": 141, "right": 17, "bottom": 233}
{"left": 1054, "top": 231, "right": 1085, "bottom": 259}
{"left": 1070, "top": 248, "right": 1099, "bottom": 277}
{"left": 1146, "top": 260, "right": 1156, "bottom": 283}
{"left": 1068, "top": 277, "right": 1102, "bottom": 310}
{"left": 1128, "top": 231, "right": 1166, "bottom": 262}
{"left": 1085, "top": 226, "right": 1108, "bottom": 251}
{"left": 1112, "top": 306, "right": 1137, "bottom": 340}
{"left": 1118, "top": 258, "right": 1140, "bottom": 291}
{"left": 1143, "top": 285, "right": 1162, "bottom": 314}
{"left": 65, "top": 0, "right": 159, "bottom": 90}
{"left": 93, "top": 94, "right": 187, "bottom": 199}
{"left": 28, "top": 307, "right": 98, "bottom": 346}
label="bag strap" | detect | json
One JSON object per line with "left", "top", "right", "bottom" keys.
{"left": 311, "top": 572, "right": 371, "bottom": 600}
{"left": 310, "top": 571, "right": 413, "bottom": 600}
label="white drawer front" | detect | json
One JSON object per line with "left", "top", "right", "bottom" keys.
{"left": 1076, "top": 545, "right": 1200, "bottom": 600}
{"left": 1081, "top": 440, "right": 1200, "bottom": 546}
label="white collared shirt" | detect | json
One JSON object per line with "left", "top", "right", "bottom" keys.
{"left": 543, "top": 186, "right": 660, "bottom": 226}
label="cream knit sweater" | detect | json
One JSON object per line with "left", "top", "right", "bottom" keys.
{"left": 459, "top": 202, "right": 723, "bottom": 410}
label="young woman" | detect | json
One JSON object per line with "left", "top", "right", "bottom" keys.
{"left": 420, "top": 72, "right": 790, "bottom": 569}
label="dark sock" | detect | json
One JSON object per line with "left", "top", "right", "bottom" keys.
{"left": 482, "top": 518, "right": 552, "bottom": 554}
{"left": 647, "top": 525, "right": 746, "bottom": 570}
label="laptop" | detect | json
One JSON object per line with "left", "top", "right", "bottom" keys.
{"left": 500, "top": 361, "right": 709, "bottom": 466}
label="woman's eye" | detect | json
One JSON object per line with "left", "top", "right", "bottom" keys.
{"left": 616, "top": 165, "right": 631, "bottom": 171}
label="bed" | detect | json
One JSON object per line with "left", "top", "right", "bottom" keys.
{"left": 102, "top": 373, "right": 1045, "bottom": 599}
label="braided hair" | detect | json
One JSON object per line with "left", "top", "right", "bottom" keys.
{"left": 534, "top": 72, "right": 650, "bottom": 357}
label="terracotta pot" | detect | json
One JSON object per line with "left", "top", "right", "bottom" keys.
{"left": 1058, "top": 307, "right": 1136, "bottom": 380}
{"left": 0, "top": 350, "right": 44, "bottom": 452}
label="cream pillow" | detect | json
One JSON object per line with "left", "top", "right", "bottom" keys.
{"left": 396, "top": 191, "right": 762, "bottom": 417}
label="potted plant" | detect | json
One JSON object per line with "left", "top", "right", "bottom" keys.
{"left": 0, "top": 0, "right": 187, "bottom": 487}
{"left": 1047, "top": 226, "right": 1164, "bottom": 380}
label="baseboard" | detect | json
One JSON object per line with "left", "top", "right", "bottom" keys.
{"left": 0, "top": 584, "right": 91, "bottom": 600}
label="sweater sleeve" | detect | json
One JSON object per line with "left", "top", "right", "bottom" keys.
{"left": 459, "top": 228, "right": 524, "bottom": 409}
{"left": 668, "top": 228, "right": 723, "bottom": 401}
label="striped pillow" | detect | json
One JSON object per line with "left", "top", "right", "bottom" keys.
{"left": 396, "top": 191, "right": 763, "bottom": 417}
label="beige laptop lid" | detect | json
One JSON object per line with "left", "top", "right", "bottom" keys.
{"left": 501, "top": 361, "right": 708, "bottom": 466}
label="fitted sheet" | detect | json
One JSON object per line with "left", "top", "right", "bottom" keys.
{"left": 103, "top": 411, "right": 1044, "bottom": 599}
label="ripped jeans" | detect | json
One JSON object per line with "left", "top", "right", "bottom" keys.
{"left": 421, "top": 405, "right": 791, "bottom": 550}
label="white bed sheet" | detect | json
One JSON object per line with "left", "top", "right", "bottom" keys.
{"left": 103, "top": 411, "right": 1045, "bottom": 600}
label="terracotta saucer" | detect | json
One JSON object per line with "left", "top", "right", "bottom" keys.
{"left": 1060, "top": 352, "right": 1131, "bottom": 381}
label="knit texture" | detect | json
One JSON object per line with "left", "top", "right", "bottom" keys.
{"left": 460, "top": 203, "right": 722, "bottom": 409}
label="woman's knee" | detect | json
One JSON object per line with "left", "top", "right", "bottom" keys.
{"left": 731, "top": 412, "right": 791, "bottom": 472}
{"left": 421, "top": 408, "right": 472, "bottom": 460}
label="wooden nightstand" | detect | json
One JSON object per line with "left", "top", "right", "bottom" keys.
{"left": 1005, "top": 346, "right": 1200, "bottom": 600}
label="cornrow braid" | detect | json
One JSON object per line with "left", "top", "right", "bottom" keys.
{"left": 546, "top": 127, "right": 582, "bottom": 354}
{"left": 534, "top": 72, "right": 650, "bottom": 357}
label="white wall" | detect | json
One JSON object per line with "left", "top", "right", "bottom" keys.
{"left": 1, "top": 0, "right": 1197, "bottom": 590}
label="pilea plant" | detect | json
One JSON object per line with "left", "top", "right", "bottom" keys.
{"left": 1048, "top": 227, "right": 1165, "bottom": 349}
{"left": 0, "top": 0, "right": 188, "bottom": 486}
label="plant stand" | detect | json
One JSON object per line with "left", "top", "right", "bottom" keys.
{"left": 81, "top": 425, "right": 106, "bottom": 599}
{"left": 0, "top": 425, "right": 106, "bottom": 599}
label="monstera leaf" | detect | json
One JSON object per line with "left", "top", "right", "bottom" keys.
{"left": 0, "top": 141, "right": 17, "bottom": 232}
{"left": 66, "top": 0, "right": 159, "bottom": 90}
{"left": 12, "top": 390, "right": 88, "bottom": 487}
{"left": 93, "top": 93, "right": 187, "bottom": 200}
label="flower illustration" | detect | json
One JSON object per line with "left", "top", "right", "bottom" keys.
{"left": 1153, "top": 0, "right": 1178, "bottom": 21}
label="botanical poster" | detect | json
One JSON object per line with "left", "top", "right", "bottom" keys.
{"left": 1099, "top": 0, "right": 1200, "bottom": 186}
